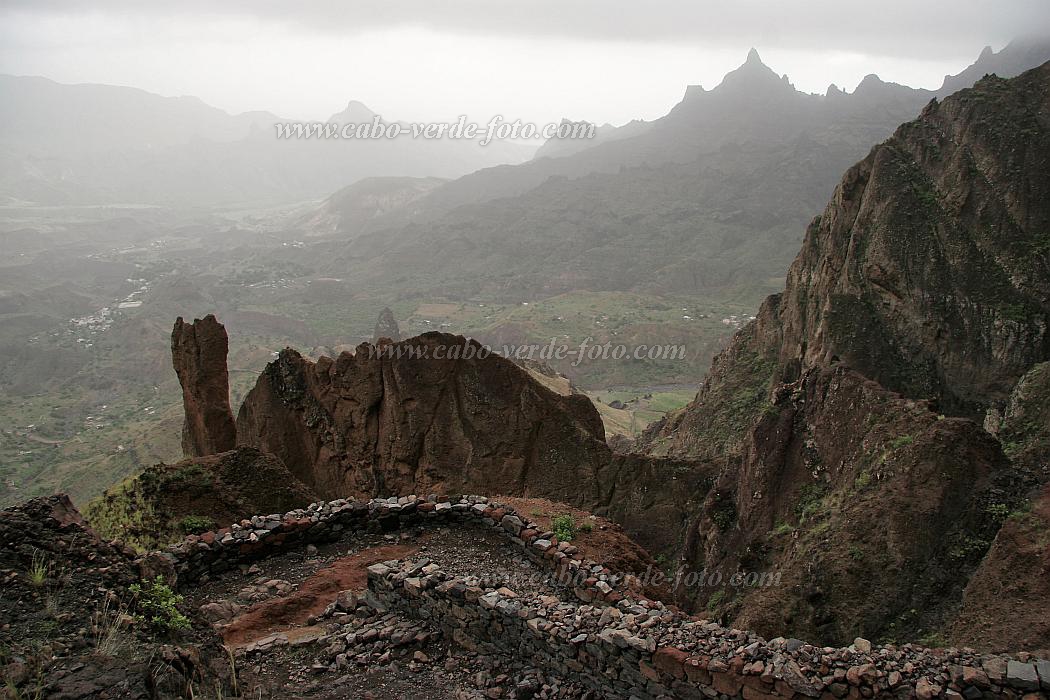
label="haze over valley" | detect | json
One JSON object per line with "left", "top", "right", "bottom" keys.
{"left": 2, "top": 4, "right": 1050, "bottom": 696}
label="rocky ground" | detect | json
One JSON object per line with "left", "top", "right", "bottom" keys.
{"left": 180, "top": 521, "right": 590, "bottom": 699}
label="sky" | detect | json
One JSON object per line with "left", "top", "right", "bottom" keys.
{"left": 1, "top": 1, "right": 1048, "bottom": 126}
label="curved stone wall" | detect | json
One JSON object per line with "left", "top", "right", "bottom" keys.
{"left": 153, "top": 495, "right": 1049, "bottom": 700}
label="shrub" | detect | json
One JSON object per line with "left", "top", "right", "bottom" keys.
{"left": 888, "top": 434, "right": 914, "bottom": 450}
{"left": 177, "top": 515, "right": 217, "bottom": 534}
{"left": 552, "top": 515, "right": 576, "bottom": 542}
{"left": 711, "top": 492, "right": 736, "bottom": 532}
{"left": 794, "top": 483, "right": 827, "bottom": 523}
{"left": 129, "top": 576, "right": 190, "bottom": 632}
{"left": 578, "top": 521, "right": 594, "bottom": 534}
{"left": 985, "top": 502, "right": 1011, "bottom": 523}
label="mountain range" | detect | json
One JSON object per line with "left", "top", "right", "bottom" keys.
{"left": 0, "top": 79, "right": 531, "bottom": 207}
{"left": 294, "top": 40, "right": 1050, "bottom": 305}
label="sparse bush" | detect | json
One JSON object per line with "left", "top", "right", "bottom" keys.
{"left": 917, "top": 631, "right": 948, "bottom": 649}
{"left": 772, "top": 522, "right": 795, "bottom": 536}
{"left": 985, "top": 502, "right": 1011, "bottom": 523}
{"left": 92, "top": 597, "right": 129, "bottom": 655}
{"left": 552, "top": 514, "right": 576, "bottom": 542}
{"left": 177, "top": 514, "right": 217, "bottom": 534}
{"left": 888, "top": 434, "right": 914, "bottom": 450}
{"left": 854, "top": 470, "right": 872, "bottom": 490}
{"left": 711, "top": 492, "right": 736, "bottom": 531}
{"left": 578, "top": 521, "right": 594, "bottom": 534}
{"left": 129, "top": 576, "right": 190, "bottom": 632}
{"left": 794, "top": 483, "right": 827, "bottom": 523}
{"left": 947, "top": 535, "right": 990, "bottom": 562}
{"left": 706, "top": 589, "right": 726, "bottom": 612}
{"left": 27, "top": 549, "right": 50, "bottom": 587}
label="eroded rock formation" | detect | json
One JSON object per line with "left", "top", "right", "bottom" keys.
{"left": 172, "top": 314, "right": 237, "bottom": 457}
{"left": 372, "top": 306, "right": 401, "bottom": 342}
{"left": 235, "top": 332, "right": 612, "bottom": 502}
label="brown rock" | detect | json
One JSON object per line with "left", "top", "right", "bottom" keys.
{"left": 235, "top": 332, "right": 611, "bottom": 502}
{"left": 172, "top": 315, "right": 236, "bottom": 457}
{"left": 652, "top": 646, "right": 688, "bottom": 679}
{"left": 712, "top": 671, "right": 742, "bottom": 696}
{"left": 916, "top": 678, "right": 941, "bottom": 700}
{"left": 684, "top": 657, "right": 713, "bottom": 685}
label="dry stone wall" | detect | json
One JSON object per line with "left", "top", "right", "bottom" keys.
{"left": 155, "top": 496, "right": 1049, "bottom": 700}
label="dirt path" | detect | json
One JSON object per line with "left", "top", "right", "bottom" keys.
{"left": 223, "top": 542, "right": 421, "bottom": 646}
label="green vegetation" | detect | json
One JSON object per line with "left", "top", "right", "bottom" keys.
{"left": 129, "top": 576, "right": 190, "bottom": 632}
{"left": 1000, "top": 302, "right": 1030, "bottom": 323}
{"left": 984, "top": 502, "right": 1012, "bottom": 524}
{"left": 92, "top": 597, "right": 129, "bottom": 656}
{"left": 177, "top": 514, "right": 217, "bottom": 534}
{"left": 771, "top": 522, "right": 795, "bottom": 537}
{"left": 551, "top": 514, "right": 577, "bottom": 542}
{"left": 794, "top": 483, "right": 828, "bottom": 524}
{"left": 853, "top": 470, "right": 872, "bottom": 490}
{"left": 589, "top": 387, "right": 697, "bottom": 438}
{"left": 711, "top": 493, "right": 736, "bottom": 532}
{"left": 947, "top": 534, "right": 991, "bottom": 562}
{"left": 917, "top": 631, "right": 949, "bottom": 649}
{"left": 578, "top": 521, "right": 594, "bottom": 534}
{"left": 888, "top": 434, "right": 914, "bottom": 450}
{"left": 27, "top": 549, "right": 50, "bottom": 587}
{"left": 83, "top": 476, "right": 162, "bottom": 552}
{"left": 706, "top": 589, "right": 726, "bottom": 612}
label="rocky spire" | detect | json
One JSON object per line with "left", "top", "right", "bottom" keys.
{"left": 716, "top": 47, "right": 793, "bottom": 93}
{"left": 171, "top": 314, "right": 237, "bottom": 457}
{"left": 372, "top": 307, "right": 401, "bottom": 342}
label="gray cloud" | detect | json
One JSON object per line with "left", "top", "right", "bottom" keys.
{"left": 3, "top": 0, "right": 1048, "bottom": 58}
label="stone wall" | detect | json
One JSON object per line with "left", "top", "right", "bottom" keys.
{"left": 155, "top": 495, "right": 1050, "bottom": 700}
{"left": 159, "top": 494, "right": 631, "bottom": 605}
{"left": 369, "top": 559, "right": 1049, "bottom": 700}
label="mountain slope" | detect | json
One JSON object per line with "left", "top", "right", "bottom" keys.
{"left": 637, "top": 62, "right": 1050, "bottom": 648}
{"left": 302, "top": 43, "right": 1050, "bottom": 305}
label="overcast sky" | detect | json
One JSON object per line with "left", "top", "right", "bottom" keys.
{"left": 1, "top": 1, "right": 1047, "bottom": 126}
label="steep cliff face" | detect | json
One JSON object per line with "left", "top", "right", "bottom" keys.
{"left": 638, "top": 64, "right": 1050, "bottom": 647}
{"left": 235, "top": 332, "right": 613, "bottom": 503}
{"left": 776, "top": 66, "right": 1050, "bottom": 418}
{"left": 171, "top": 315, "right": 237, "bottom": 457}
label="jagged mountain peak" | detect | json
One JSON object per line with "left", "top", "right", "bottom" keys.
{"left": 716, "top": 47, "right": 796, "bottom": 94}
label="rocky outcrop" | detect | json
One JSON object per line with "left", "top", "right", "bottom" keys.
{"left": 85, "top": 447, "right": 319, "bottom": 551}
{"left": 172, "top": 315, "right": 237, "bottom": 457}
{"left": 235, "top": 332, "right": 612, "bottom": 503}
{"left": 771, "top": 64, "right": 1050, "bottom": 419}
{"left": 0, "top": 496, "right": 233, "bottom": 697}
{"left": 372, "top": 306, "right": 400, "bottom": 342}
{"left": 948, "top": 482, "right": 1050, "bottom": 655}
{"left": 637, "top": 65, "right": 1050, "bottom": 647}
